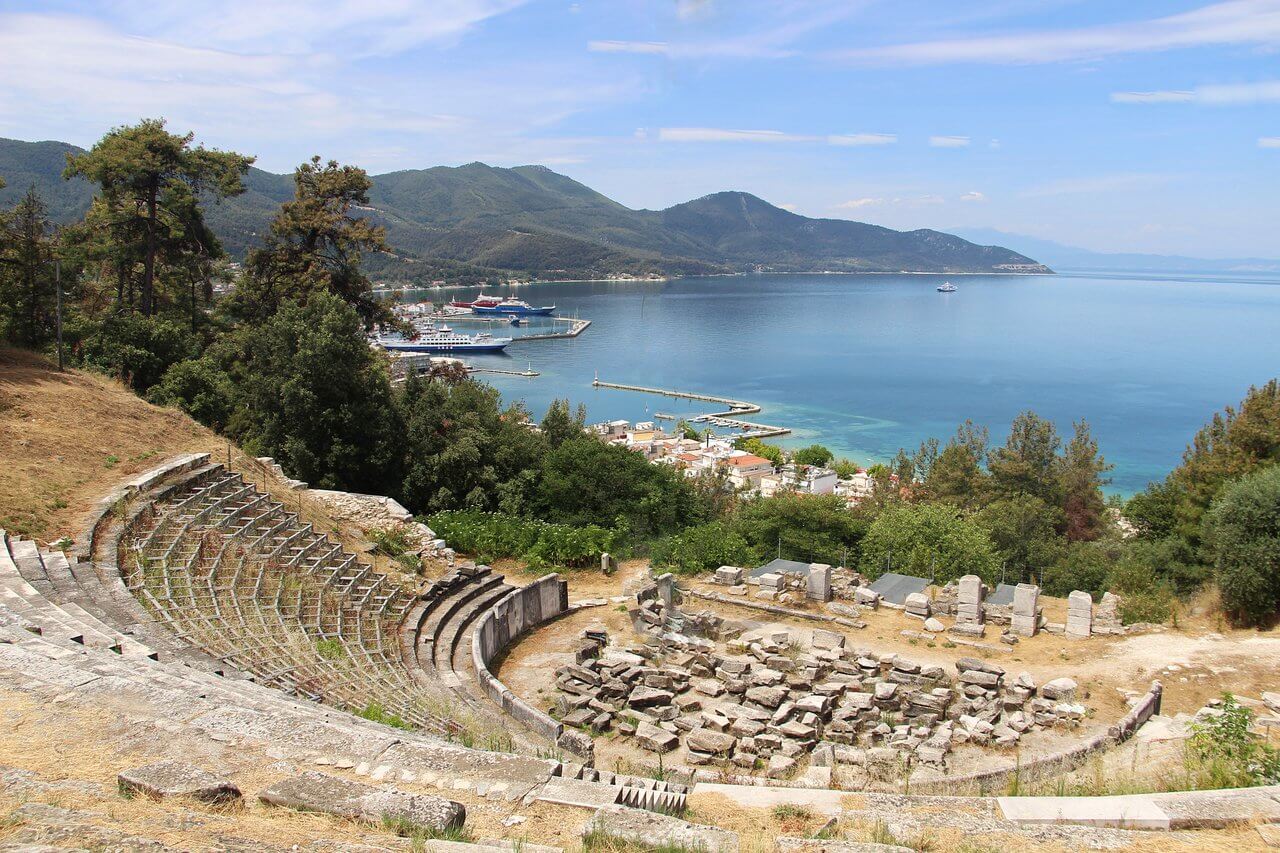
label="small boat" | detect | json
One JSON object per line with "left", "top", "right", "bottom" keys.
{"left": 472, "top": 297, "right": 556, "bottom": 316}
{"left": 509, "top": 316, "right": 524, "bottom": 326}
{"left": 937, "top": 281, "right": 957, "bottom": 292}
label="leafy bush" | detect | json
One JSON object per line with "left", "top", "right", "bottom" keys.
{"left": 791, "top": 444, "right": 834, "bottom": 467}
{"left": 859, "top": 502, "right": 999, "bottom": 585}
{"left": 1187, "top": 694, "right": 1280, "bottom": 788}
{"left": 733, "top": 493, "right": 868, "bottom": 567}
{"left": 1202, "top": 464, "right": 1280, "bottom": 626}
{"left": 368, "top": 526, "right": 414, "bottom": 558}
{"left": 77, "top": 312, "right": 200, "bottom": 393}
{"left": 1106, "top": 553, "right": 1173, "bottom": 624}
{"left": 651, "top": 522, "right": 751, "bottom": 576}
{"left": 428, "top": 510, "right": 617, "bottom": 569}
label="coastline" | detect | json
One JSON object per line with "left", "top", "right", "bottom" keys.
{"left": 373, "top": 268, "right": 1054, "bottom": 295}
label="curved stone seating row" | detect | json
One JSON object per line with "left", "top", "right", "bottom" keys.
{"left": 0, "top": 567, "right": 684, "bottom": 821}
{"left": 91, "top": 460, "right": 450, "bottom": 735}
{"left": 398, "top": 562, "right": 534, "bottom": 747}
{"left": 0, "top": 616, "right": 565, "bottom": 806}
{"left": 467, "top": 576, "right": 690, "bottom": 813}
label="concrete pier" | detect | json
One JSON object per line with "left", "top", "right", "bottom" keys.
{"left": 591, "top": 379, "right": 791, "bottom": 438}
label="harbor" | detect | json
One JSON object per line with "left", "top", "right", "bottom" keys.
{"left": 370, "top": 292, "right": 592, "bottom": 375}
{"left": 590, "top": 378, "right": 791, "bottom": 439}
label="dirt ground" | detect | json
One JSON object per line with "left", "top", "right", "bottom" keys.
{"left": 498, "top": 561, "right": 1280, "bottom": 779}
{"left": 0, "top": 347, "right": 425, "bottom": 585}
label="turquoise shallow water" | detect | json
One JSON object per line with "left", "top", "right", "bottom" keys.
{"left": 397, "top": 271, "right": 1280, "bottom": 495}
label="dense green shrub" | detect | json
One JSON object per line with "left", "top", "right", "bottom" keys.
{"left": 427, "top": 510, "right": 617, "bottom": 569}
{"left": 732, "top": 493, "right": 868, "bottom": 567}
{"left": 859, "top": 502, "right": 998, "bottom": 585}
{"left": 537, "top": 436, "right": 708, "bottom": 536}
{"left": 651, "top": 522, "right": 751, "bottom": 576}
{"left": 1202, "top": 465, "right": 1280, "bottom": 625}
{"left": 1106, "top": 550, "right": 1174, "bottom": 624}
{"left": 78, "top": 312, "right": 200, "bottom": 393}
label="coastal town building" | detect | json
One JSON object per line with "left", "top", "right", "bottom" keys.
{"left": 587, "top": 419, "right": 867, "bottom": 500}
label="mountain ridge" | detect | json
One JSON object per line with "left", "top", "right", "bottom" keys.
{"left": 0, "top": 136, "right": 1048, "bottom": 283}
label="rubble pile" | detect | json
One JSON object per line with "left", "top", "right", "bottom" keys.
{"left": 552, "top": 619, "right": 1090, "bottom": 780}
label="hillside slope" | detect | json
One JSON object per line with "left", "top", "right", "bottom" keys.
{"left": 0, "top": 136, "right": 1048, "bottom": 279}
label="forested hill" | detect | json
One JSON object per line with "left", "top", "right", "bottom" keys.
{"left": 0, "top": 137, "right": 1049, "bottom": 283}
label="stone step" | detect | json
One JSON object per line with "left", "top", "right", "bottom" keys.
{"left": 418, "top": 574, "right": 506, "bottom": 667}
{"left": 258, "top": 770, "right": 466, "bottom": 833}
{"left": 445, "top": 584, "right": 518, "bottom": 685}
{"left": 436, "top": 582, "right": 515, "bottom": 677}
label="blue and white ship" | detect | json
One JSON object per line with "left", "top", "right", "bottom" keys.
{"left": 374, "top": 321, "right": 512, "bottom": 353}
{"left": 471, "top": 297, "right": 555, "bottom": 316}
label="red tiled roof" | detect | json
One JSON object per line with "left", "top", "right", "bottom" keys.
{"left": 724, "top": 454, "right": 772, "bottom": 466}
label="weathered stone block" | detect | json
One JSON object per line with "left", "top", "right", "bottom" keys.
{"left": 259, "top": 771, "right": 464, "bottom": 833}
{"left": 583, "top": 805, "right": 739, "bottom": 853}
{"left": 117, "top": 761, "right": 240, "bottom": 803}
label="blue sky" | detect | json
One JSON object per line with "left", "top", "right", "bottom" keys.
{"left": 0, "top": 0, "right": 1277, "bottom": 257}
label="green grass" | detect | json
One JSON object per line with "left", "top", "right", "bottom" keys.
{"left": 356, "top": 701, "right": 411, "bottom": 730}
{"left": 382, "top": 816, "right": 472, "bottom": 844}
{"left": 315, "top": 638, "right": 345, "bottom": 661}
{"left": 771, "top": 803, "right": 813, "bottom": 821}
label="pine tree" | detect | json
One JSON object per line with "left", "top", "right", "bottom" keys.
{"left": 237, "top": 156, "right": 388, "bottom": 324}
{"left": 64, "top": 119, "right": 251, "bottom": 315}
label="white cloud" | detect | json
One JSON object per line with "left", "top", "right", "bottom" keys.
{"left": 109, "top": 0, "right": 530, "bottom": 57}
{"left": 676, "top": 0, "right": 715, "bottom": 21}
{"left": 830, "top": 0, "right": 1280, "bottom": 65}
{"left": 776, "top": 202, "right": 799, "bottom": 212}
{"left": 959, "top": 191, "right": 987, "bottom": 202}
{"left": 1111, "top": 90, "right": 1196, "bottom": 104}
{"left": 589, "top": 40, "right": 670, "bottom": 55}
{"left": 659, "top": 127, "right": 896, "bottom": 146}
{"left": 659, "top": 127, "right": 811, "bottom": 143}
{"left": 590, "top": 3, "right": 867, "bottom": 61}
{"left": 836, "top": 195, "right": 945, "bottom": 209}
{"left": 930, "top": 135, "right": 970, "bottom": 148}
{"left": 1112, "top": 80, "right": 1280, "bottom": 105}
{"left": 827, "top": 133, "right": 897, "bottom": 146}
{"left": 0, "top": 11, "right": 642, "bottom": 172}
{"left": 1260, "top": 137, "right": 1280, "bottom": 148}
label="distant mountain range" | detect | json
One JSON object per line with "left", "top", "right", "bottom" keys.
{"left": 951, "top": 227, "right": 1280, "bottom": 275}
{"left": 0, "top": 137, "right": 1047, "bottom": 283}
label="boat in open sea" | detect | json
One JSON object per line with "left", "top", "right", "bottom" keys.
{"left": 472, "top": 297, "right": 556, "bottom": 316}
{"left": 937, "top": 281, "right": 957, "bottom": 292}
{"left": 373, "top": 321, "right": 512, "bottom": 353}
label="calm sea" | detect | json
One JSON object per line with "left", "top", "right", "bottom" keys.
{"left": 392, "top": 271, "right": 1280, "bottom": 495}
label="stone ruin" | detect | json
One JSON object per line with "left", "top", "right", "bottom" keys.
{"left": 631, "top": 573, "right": 744, "bottom": 642}
{"left": 712, "top": 563, "right": 862, "bottom": 606}
{"left": 932, "top": 576, "right": 1126, "bottom": 639}
{"left": 553, "top": 579, "right": 1092, "bottom": 782}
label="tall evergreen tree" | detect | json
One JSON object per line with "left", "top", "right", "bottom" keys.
{"left": 989, "top": 410, "right": 1062, "bottom": 504}
{"left": 0, "top": 187, "right": 58, "bottom": 347}
{"left": 64, "top": 119, "right": 252, "bottom": 316}
{"left": 237, "top": 156, "right": 388, "bottom": 324}
{"left": 1058, "top": 419, "right": 1112, "bottom": 541}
